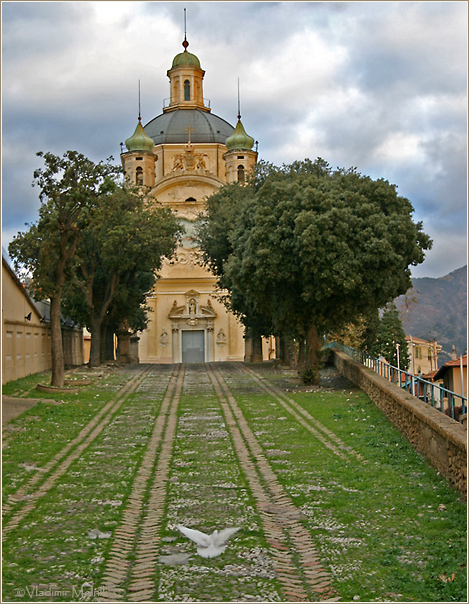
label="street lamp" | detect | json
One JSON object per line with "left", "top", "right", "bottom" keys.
{"left": 396, "top": 342, "right": 400, "bottom": 386}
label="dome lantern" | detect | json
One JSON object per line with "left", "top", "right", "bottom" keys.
{"left": 165, "top": 35, "right": 208, "bottom": 113}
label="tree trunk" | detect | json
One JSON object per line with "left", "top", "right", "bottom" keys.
{"left": 305, "top": 324, "right": 321, "bottom": 385}
{"left": 105, "top": 325, "right": 115, "bottom": 362}
{"left": 287, "top": 339, "right": 298, "bottom": 370}
{"left": 89, "top": 315, "right": 102, "bottom": 368}
{"left": 298, "top": 338, "right": 306, "bottom": 373}
{"left": 50, "top": 294, "right": 65, "bottom": 387}
{"left": 99, "top": 324, "right": 108, "bottom": 364}
{"left": 281, "top": 337, "right": 289, "bottom": 365}
{"left": 275, "top": 337, "right": 283, "bottom": 363}
{"left": 251, "top": 335, "right": 264, "bottom": 363}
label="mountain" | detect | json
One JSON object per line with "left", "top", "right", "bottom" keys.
{"left": 395, "top": 265, "right": 467, "bottom": 367}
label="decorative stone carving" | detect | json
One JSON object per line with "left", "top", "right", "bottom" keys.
{"left": 167, "top": 250, "right": 202, "bottom": 269}
{"left": 216, "top": 329, "right": 227, "bottom": 346}
{"left": 188, "top": 298, "right": 196, "bottom": 315}
{"left": 159, "top": 330, "right": 169, "bottom": 347}
{"left": 171, "top": 146, "right": 209, "bottom": 174}
{"left": 168, "top": 290, "right": 218, "bottom": 322}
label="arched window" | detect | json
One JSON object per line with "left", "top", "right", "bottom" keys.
{"left": 184, "top": 80, "right": 190, "bottom": 101}
{"left": 237, "top": 165, "right": 245, "bottom": 182}
{"left": 185, "top": 197, "right": 196, "bottom": 203}
{"left": 136, "top": 166, "right": 143, "bottom": 185}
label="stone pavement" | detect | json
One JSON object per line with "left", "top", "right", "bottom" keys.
{"left": 2, "top": 362, "right": 466, "bottom": 602}
{"left": 2, "top": 397, "right": 43, "bottom": 426}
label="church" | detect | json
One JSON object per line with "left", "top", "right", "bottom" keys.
{"left": 120, "top": 35, "right": 266, "bottom": 363}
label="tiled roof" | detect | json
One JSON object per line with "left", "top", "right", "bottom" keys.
{"left": 433, "top": 355, "right": 467, "bottom": 381}
{"left": 442, "top": 355, "right": 467, "bottom": 368}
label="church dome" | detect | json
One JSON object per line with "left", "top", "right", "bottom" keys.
{"left": 225, "top": 119, "right": 255, "bottom": 151}
{"left": 144, "top": 109, "right": 235, "bottom": 145}
{"left": 125, "top": 119, "right": 155, "bottom": 152}
{"left": 171, "top": 50, "right": 201, "bottom": 69}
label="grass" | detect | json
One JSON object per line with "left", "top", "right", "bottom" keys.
{"left": 2, "top": 363, "right": 467, "bottom": 602}
{"left": 2, "top": 368, "right": 136, "bottom": 508}
{"left": 239, "top": 363, "right": 467, "bottom": 602}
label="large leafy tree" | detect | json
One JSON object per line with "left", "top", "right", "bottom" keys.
{"left": 197, "top": 182, "right": 274, "bottom": 361}
{"left": 8, "top": 151, "right": 119, "bottom": 386}
{"left": 198, "top": 158, "right": 431, "bottom": 383}
{"left": 64, "top": 187, "right": 181, "bottom": 367}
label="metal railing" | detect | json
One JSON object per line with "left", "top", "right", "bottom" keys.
{"left": 327, "top": 342, "right": 467, "bottom": 421}
{"left": 163, "top": 98, "right": 211, "bottom": 108}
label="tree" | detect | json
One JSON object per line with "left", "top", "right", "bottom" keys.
{"left": 198, "top": 158, "right": 431, "bottom": 383}
{"left": 369, "top": 303, "right": 410, "bottom": 370}
{"left": 197, "top": 182, "right": 274, "bottom": 361}
{"left": 64, "top": 186, "right": 181, "bottom": 367}
{"left": 8, "top": 151, "right": 119, "bottom": 387}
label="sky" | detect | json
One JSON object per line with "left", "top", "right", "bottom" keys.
{"left": 2, "top": 1, "right": 467, "bottom": 279}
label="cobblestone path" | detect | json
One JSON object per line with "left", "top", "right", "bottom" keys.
{"left": 2, "top": 365, "right": 151, "bottom": 536}
{"left": 3, "top": 362, "right": 346, "bottom": 602}
{"left": 3, "top": 362, "right": 467, "bottom": 603}
{"left": 91, "top": 362, "right": 338, "bottom": 602}
{"left": 207, "top": 364, "right": 337, "bottom": 601}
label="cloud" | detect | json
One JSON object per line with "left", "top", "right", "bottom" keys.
{"left": 2, "top": 1, "right": 467, "bottom": 279}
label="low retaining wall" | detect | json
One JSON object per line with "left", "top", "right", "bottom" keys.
{"left": 329, "top": 348, "right": 467, "bottom": 496}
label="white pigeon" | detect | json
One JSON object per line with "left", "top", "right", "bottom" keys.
{"left": 177, "top": 525, "right": 240, "bottom": 558}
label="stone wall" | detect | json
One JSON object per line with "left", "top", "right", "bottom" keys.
{"left": 329, "top": 348, "right": 467, "bottom": 496}
{"left": 2, "top": 321, "right": 84, "bottom": 384}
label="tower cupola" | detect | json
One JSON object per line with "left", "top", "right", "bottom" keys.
{"left": 121, "top": 117, "right": 156, "bottom": 187}
{"left": 125, "top": 117, "right": 155, "bottom": 152}
{"left": 225, "top": 118, "right": 255, "bottom": 151}
{"left": 165, "top": 37, "right": 209, "bottom": 113}
{"left": 223, "top": 87, "right": 258, "bottom": 184}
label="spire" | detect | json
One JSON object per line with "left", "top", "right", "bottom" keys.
{"left": 170, "top": 7, "right": 201, "bottom": 68}
{"left": 225, "top": 80, "right": 255, "bottom": 151}
{"left": 124, "top": 81, "right": 155, "bottom": 152}
{"left": 138, "top": 79, "right": 141, "bottom": 122}
{"left": 182, "top": 8, "right": 189, "bottom": 51}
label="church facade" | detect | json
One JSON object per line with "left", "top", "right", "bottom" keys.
{"left": 120, "top": 37, "right": 259, "bottom": 363}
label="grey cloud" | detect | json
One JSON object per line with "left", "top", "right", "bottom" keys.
{"left": 1, "top": 1, "right": 466, "bottom": 280}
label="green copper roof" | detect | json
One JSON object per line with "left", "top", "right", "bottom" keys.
{"left": 172, "top": 50, "right": 201, "bottom": 69}
{"left": 125, "top": 119, "right": 155, "bottom": 152}
{"left": 225, "top": 119, "right": 255, "bottom": 151}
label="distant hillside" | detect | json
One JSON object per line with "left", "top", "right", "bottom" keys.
{"left": 395, "top": 265, "right": 467, "bottom": 367}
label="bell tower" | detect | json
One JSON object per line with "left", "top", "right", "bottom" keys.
{"left": 224, "top": 80, "right": 257, "bottom": 183}
{"left": 121, "top": 117, "right": 156, "bottom": 187}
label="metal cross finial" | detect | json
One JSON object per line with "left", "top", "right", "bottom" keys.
{"left": 237, "top": 78, "right": 241, "bottom": 121}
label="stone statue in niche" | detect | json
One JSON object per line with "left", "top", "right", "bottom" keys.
{"left": 188, "top": 298, "right": 196, "bottom": 315}
{"left": 159, "top": 330, "right": 169, "bottom": 347}
{"left": 216, "top": 329, "right": 226, "bottom": 346}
